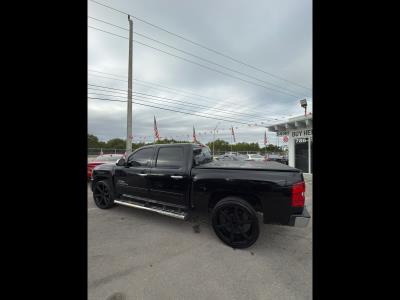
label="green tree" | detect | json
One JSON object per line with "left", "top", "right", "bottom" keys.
{"left": 260, "top": 144, "right": 285, "bottom": 154}
{"left": 106, "top": 138, "right": 126, "bottom": 149}
{"left": 206, "top": 139, "right": 230, "bottom": 153}
{"left": 88, "top": 134, "right": 99, "bottom": 148}
{"left": 152, "top": 138, "right": 187, "bottom": 144}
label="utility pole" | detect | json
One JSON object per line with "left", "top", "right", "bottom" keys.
{"left": 126, "top": 15, "right": 133, "bottom": 153}
{"left": 212, "top": 130, "right": 215, "bottom": 156}
{"left": 212, "top": 122, "right": 220, "bottom": 156}
{"left": 277, "top": 135, "right": 279, "bottom": 151}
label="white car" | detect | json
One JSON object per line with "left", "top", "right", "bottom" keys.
{"left": 246, "top": 154, "right": 265, "bottom": 161}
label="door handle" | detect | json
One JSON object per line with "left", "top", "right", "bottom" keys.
{"left": 138, "top": 173, "right": 148, "bottom": 176}
{"left": 171, "top": 175, "right": 183, "bottom": 179}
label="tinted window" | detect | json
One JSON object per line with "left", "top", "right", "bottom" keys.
{"left": 127, "top": 148, "right": 154, "bottom": 167}
{"left": 156, "top": 147, "right": 184, "bottom": 168}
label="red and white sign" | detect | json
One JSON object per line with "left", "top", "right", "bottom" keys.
{"left": 283, "top": 136, "right": 289, "bottom": 143}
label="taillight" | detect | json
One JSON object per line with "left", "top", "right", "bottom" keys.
{"left": 292, "top": 181, "right": 305, "bottom": 207}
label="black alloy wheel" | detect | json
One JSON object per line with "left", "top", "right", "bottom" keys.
{"left": 93, "top": 180, "right": 115, "bottom": 209}
{"left": 212, "top": 197, "right": 260, "bottom": 249}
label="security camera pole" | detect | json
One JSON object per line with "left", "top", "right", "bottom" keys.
{"left": 300, "top": 98, "right": 307, "bottom": 116}
{"left": 126, "top": 15, "right": 133, "bottom": 153}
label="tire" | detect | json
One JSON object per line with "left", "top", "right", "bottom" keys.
{"left": 92, "top": 180, "right": 115, "bottom": 209}
{"left": 211, "top": 197, "right": 260, "bottom": 249}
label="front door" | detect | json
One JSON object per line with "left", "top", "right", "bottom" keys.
{"left": 295, "top": 138, "right": 309, "bottom": 173}
{"left": 148, "top": 146, "right": 190, "bottom": 208}
{"left": 115, "top": 147, "right": 155, "bottom": 199}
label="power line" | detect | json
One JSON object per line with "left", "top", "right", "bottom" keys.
{"left": 88, "top": 85, "right": 276, "bottom": 120}
{"left": 88, "top": 16, "right": 128, "bottom": 31}
{"left": 88, "top": 89, "right": 276, "bottom": 124}
{"left": 88, "top": 74, "right": 298, "bottom": 121}
{"left": 88, "top": 25, "right": 128, "bottom": 40}
{"left": 89, "top": 0, "right": 128, "bottom": 15}
{"left": 88, "top": 70, "right": 285, "bottom": 115}
{"left": 89, "top": 93, "right": 264, "bottom": 124}
{"left": 89, "top": 72, "right": 306, "bottom": 121}
{"left": 88, "top": 96, "right": 272, "bottom": 126}
{"left": 88, "top": 68, "right": 247, "bottom": 104}
{"left": 88, "top": 25, "right": 301, "bottom": 98}
{"left": 88, "top": 17, "right": 309, "bottom": 97}
{"left": 88, "top": 83, "right": 289, "bottom": 121}
{"left": 88, "top": 94, "right": 278, "bottom": 127}
{"left": 88, "top": 70, "right": 296, "bottom": 120}
{"left": 88, "top": 89, "right": 269, "bottom": 121}
{"left": 88, "top": 0, "right": 312, "bottom": 91}
{"left": 88, "top": 69, "right": 128, "bottom": 79}
{"left": 88, "top": 89, "right": 276, "bottom": 122}
{"left": 88, "top": 73, "right": 128, "bottom": 82}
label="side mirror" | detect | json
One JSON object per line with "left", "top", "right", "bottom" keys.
{"left": 116, "top": 158, "right": 126, "bottom": 166}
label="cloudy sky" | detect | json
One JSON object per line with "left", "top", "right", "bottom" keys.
{"left": 88, "top": 0, "right": 312, "bottom": 146}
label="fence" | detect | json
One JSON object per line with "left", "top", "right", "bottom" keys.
{"left": 88, "top": 148, "right": 126, "bottom": 156}
{"left": 88, "top": 148, "right": 287, "bottom": 158}
{"left": 212, "top": 150, "right": 287, "bottom": 156}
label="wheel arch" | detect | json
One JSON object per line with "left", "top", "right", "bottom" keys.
{"left": 92, "top": 175, "right": 114, "bottom": 191}
{"left": 208, "top": 191, "right": 263, "bottom": 213}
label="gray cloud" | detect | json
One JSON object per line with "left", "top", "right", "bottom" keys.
{"left": 88, "top": 0, "right": 312, "bottom": 146}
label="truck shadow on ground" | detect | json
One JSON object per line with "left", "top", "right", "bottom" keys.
{"left": 110, "top": 204, "right": 311, "bottom": 256}
{"left": 188, "top": 209, "right": 311, "bottom": 254}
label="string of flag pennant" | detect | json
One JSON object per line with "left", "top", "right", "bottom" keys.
{"left": 150, "top": 116, "right": 288, "bottom": 145}
{"left": 98, "top": 116, "right": 289, "bottom": 145}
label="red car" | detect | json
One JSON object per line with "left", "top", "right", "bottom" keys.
{"left": 88, "top": 154, "right": 124, "bottom": 180}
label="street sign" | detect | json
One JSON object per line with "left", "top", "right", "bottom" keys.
{"left": 277, "top": 131, "right": 289, "bottom": 137}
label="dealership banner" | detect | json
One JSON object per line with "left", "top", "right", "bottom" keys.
{"left": 277, "top": 128, "right": 312, "bottom": 138}
{"left": 291, "top": 128, "right": 312, "bottom": 138}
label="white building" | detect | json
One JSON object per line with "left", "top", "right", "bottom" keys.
{"left": 268, "top": 114, "right": 312, "bottom": 174}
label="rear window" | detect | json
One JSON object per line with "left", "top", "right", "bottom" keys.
{"left": 156, "top": 147, "right": 184, "bottom": 168}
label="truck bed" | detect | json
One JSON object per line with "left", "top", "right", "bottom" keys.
{"left": 195, "top": 160, "right": 300, "bottom": 172}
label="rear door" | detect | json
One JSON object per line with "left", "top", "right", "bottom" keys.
{"left": 115, "top": 147, "right": 155, "bottom": 199}
{"left": 148, "top": 146, "right": 190, "bottom": 208}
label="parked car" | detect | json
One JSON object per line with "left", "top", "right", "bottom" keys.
{"left": 267, "top": 154, "right": 288, "bottom": 164}
{"left": 224, "top": 151, "right": 239, "bottom": 156}
{"left": 246, "top": 153, "right": 266, "bottom": 161}
{"left": 217, "top": 154, "right": 246, "bottom": 161}
{"left": 91, "top": 143, "right": 310, "bottom": 248}
{"left": 87, "top": 154, "right": 123, "bottom": 179}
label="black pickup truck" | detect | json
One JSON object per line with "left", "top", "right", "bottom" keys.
{"left": 91, "top": 143, "right": 310, "bottom": 248}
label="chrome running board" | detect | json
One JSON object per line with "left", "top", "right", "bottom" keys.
{"left": 114, "top": 199, "right": 188, "bottom": 220}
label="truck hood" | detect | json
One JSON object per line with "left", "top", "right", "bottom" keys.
{"left": 93, "top": 162, "right": 116, "bottom": 171}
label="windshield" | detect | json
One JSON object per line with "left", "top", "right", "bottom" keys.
{"left": 96, "top": 155, "right": 123, "bottom": 161}
{"left": 193, "top": 145, "right": 213, "bottom": 165}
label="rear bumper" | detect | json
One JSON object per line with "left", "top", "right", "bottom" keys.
{"left": 288, "top": 206, "right": 311, "bottom": 227}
